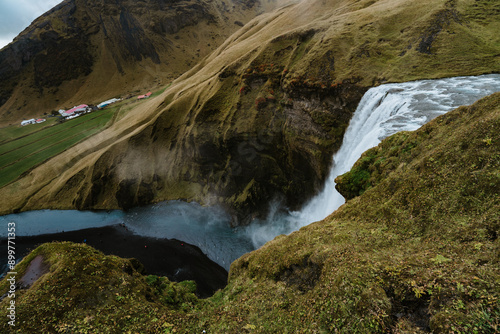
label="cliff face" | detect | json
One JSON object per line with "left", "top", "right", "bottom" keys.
{"left": 70, "top": 81, "right": 366, "bottom": 224}
{"left": 0, "top": 0, "right": 499, "bottom": 224}
{"left": 0, "top": 0, "right": 265, "bottom": 124}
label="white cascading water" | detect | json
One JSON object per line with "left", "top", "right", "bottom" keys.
{"left": 2, "top": 74, "right": 500, "bottom": 270}
{"left": 243, "top": 74, "right": 500, "bottom": 247}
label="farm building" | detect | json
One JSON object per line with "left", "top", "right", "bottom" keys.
{"left": 97, "top": 98, "right": 121, "bottom": 109}
{"left": 21, "top": 119, "right": 36, "bottom": 126}
{"left": 61, "top": 104, "right": 90, "bottom": 117}
{"left": 137, "top": 92, "right": 152, "bottom": 100}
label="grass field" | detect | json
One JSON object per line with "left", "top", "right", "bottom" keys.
{"left": 0, "top": 118, "right": 59, "bottom": 145}
{"left": 0, "top": 86, "right": 169, "bottom": 188}
{"left": 0, "top": 110, "right": 114, "bottom": 188}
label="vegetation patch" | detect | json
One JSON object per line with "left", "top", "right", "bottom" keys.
{"left": 0, "top": 242, "right": 196, "bottom": 333}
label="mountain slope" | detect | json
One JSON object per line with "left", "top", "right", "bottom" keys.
{"left": 0, "top": 0, "right": 269, "bottom": 125}
{"left": 0, "top": 0, "right": 499, "bottom": 223}
{"left": 2, "top": 91, "right": 499, "bottom": 333}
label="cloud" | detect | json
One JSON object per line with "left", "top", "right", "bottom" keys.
{"left": 0, "top": 0, "right": 62, "bottom": 48}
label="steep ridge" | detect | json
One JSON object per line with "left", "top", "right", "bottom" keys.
{"left": 0, "top": 0, "right": 271, "bottom": 125}
{"left": 1, "top": 91, "right": 499, "bottom": 333}
{"left": 0, "top": 0, "right": 499, "bottom": 224}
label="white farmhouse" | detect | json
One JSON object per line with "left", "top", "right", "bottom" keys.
{"left": 21, "top": 119, "right": 36, "bottom": 126}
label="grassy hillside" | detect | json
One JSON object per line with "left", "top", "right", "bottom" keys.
{"left": 1, "top": 91, "right": 499, "bottom": 333}
{"left": 0, "top": 0, "right": 271, "bottom": 125}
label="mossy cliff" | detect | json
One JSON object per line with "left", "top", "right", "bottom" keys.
{"left": 1, "top": 0, "right": 498, "bottom": 224}
{"left": 2, "top": 91, "right": 499, "bottom": 333}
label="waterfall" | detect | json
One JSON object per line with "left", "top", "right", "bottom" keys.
{"left": 243, "top": 74, "right": 500, "bottom": 247}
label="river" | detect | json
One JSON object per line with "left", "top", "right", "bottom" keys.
{"left": 1, "top": 74, "right": 500, "bottom": 270}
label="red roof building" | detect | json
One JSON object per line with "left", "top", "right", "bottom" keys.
{"left": 138, "top": 92, "right": 153, "bottom": 100}
{"left": 62, "top": 104, "right": 88, "bottom": 117}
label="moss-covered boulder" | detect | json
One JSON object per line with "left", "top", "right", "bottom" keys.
{"left": 0, "top": 242, "right": 199, "bottom": 333}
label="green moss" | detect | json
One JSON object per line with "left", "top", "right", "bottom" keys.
{"left": 335, "top": 150, "right": 379, "bottom": 199}
{"left": 146, "top": 275, "right": 198, "bottom": 309}
{"left": 0, "top": 242, "right": 196, "bottom": 333}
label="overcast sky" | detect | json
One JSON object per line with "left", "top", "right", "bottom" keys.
{"left": 0, "top": 0, "right": 62, "bottom": 49}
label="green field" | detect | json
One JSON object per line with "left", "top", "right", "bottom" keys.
{"left": 0, "top": 118, "right": 59, "bottom": 145}
{"left": 0, "top": 86, "right": 168, "bottom": 188}
{"left": 0, "top": 110, "right": 114, "bottom": 187}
